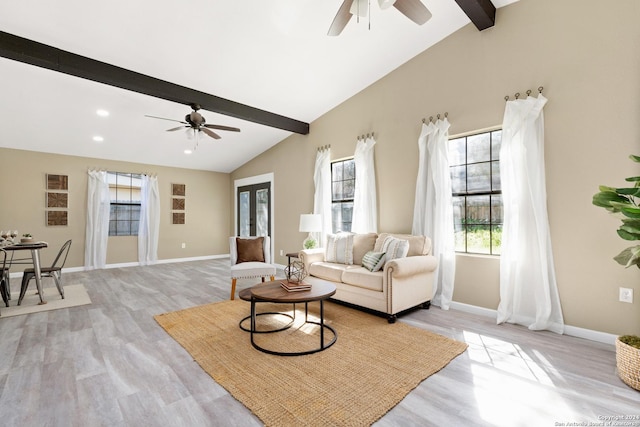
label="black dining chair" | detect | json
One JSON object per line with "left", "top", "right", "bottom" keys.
{"left": 18, "top": 239, "right": 71, "bottom": 305}
{"left": 0, "top": 248, "right": 9, "bottom": 310}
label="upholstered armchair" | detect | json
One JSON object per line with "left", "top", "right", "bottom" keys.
{"left": 229, "top": 236, "right": 276, "bottom": 300}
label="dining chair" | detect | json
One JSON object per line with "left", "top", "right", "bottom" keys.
{"left": 18, "top": 239, "right": 71, "bottom": 305}
{"left": 0, "top": 248, "right": 9, "bottom": 310}
{"left": 229, "top": 236, "right": 276, "bottom": 300}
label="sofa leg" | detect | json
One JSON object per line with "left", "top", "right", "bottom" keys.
{"left": 422, "top": 301, "right": 431, "bottom": 310}
{"left": 387, "top": 314, "right": 397, "bottom": 324}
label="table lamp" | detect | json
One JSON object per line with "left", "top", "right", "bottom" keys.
{"left": 299, "top": 214, "right": 322, "bottom": 249}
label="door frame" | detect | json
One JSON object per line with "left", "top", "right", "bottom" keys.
{"left": 233, "top": 172, "right": 275, "bottom": 262}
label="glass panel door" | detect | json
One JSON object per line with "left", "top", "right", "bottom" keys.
{"left": 238, "top": 190, "right": 250, "bottom": 236}
{"left": 237, "top": 182, "right": 271, "bottom": 237}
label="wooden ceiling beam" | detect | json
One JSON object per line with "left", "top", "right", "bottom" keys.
{"left": 0, "top": 31, "right": 310, "bottom": 135}
{"left": 454, "top": 0, "right": 496, "bottom": 31}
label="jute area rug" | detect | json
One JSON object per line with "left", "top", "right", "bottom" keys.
{"left": 155, "top": 300, "right": 467, "bottom": 427}
{"left": 0, "top": 284, "right": 91, "bottom": 318}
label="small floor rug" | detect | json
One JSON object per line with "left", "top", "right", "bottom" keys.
{"left": 0, "top": 284, "right": 91, "bottom": 318}
{"left": 155, "top": 300, "right": 467, "bottom": 426}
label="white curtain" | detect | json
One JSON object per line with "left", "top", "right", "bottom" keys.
{"left": 412, "top": 118, "right": 456, "bottom": 310}
{"left": 313, "top": 147, "right": 332, "bottom": 248}
{"left": 85, "top": 169, "right": 110, "bottom": 270}
{"left": 497, "top": 94, "right": 564, "bottom": 334}
{"left": 138, "top": 174, "right": 161, "bottom": 265}
{"left": 351, "top": 136, "right": 377, "bottom": 233}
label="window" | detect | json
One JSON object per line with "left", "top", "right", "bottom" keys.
{"left": 108, "top": 172, "right": 142, "bottom": 236}
{"left": 331, "top": 158, "right": 355, "bottom": 233}
{"left": 449, "top": 129, "right": 503, "bottom": 255}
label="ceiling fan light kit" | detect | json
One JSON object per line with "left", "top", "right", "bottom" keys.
{"left": 329, "top": 0, "right": 431, "bottom": 36}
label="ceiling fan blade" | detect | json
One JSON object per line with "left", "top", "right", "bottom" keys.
{"left": 393, "top": 0, "right": 431, "bottom": 25}
{"left": 328, "top": 0, "right": 355, "bottom": 36}
{"left": 201, "top": 128, "right": 221, "bottom": 140}
{"left": 204, "top": 124, "right": 241, "bottom": 132}
{"left": 166, "top": 126, "right": 187, "bottom": 132}
{"left": 144, "top": 115, "right": 188, "bottom": 124}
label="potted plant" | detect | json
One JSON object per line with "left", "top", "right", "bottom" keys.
{"left": 592, "top": 154, "right": 640, "bottom": 391}
{"left": 21, "top": 233, "right": 33, "bottom": 243}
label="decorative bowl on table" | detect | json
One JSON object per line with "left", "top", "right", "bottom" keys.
{"left": 21, "top": 236, "right": 34, "bottom": 243}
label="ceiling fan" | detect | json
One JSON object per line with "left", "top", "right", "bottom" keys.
{"left": 328, "top": 0, "right": 432, "bottom": 36}
{"left": 145, "top": 103, "right": 241, "bottom": 142}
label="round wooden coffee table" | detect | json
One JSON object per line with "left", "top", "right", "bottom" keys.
{"left": 248, "top": 280, "right": 337, "bottom": 356}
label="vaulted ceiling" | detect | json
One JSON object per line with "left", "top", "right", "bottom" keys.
{"left": 0, "top": 0, "right": 517, "bottom": 172}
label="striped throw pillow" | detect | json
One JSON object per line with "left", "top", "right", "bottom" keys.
{"left": 361, "top": 251, "right": 386, "bottom": 272}
{"left": 380, "top": 236, "right": 410, "bottom": 263}
{"left": 325, "top": 233, "right": 354, "bottom": 264}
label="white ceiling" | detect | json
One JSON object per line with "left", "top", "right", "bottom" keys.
{"left": 0, "top": 0, "right": 517, "bottom": 172}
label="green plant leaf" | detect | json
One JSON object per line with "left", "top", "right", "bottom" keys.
{"left": 592, "top": 192, "right": 629, "bottom": 209}
{"left": 616, "top": 187, "right": 640, "bottom": 196}
{"left": 620, "top": 205, "right": 640, "bottom": 219}
{"left": 621, "top": 218, "right": 640, "bottom": 228}
{"left": 629, "top": 154, "right": 640, "bottom": 163}
{"left": 613, "top": 245, "right": 640, "bottom": 268}
{"left": 624, "top": 176, "right": 640, "bottom": 182}
{"left": 617, "top": 227, "right": 640, "bottom": 240}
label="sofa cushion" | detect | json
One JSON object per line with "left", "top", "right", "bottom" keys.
{"left": 341, "top": 267, "right": 383, "bottom": 292}
{"left": 361, "top": 251, "right": 386, "bottom": 272}
{"left": 308, "top": 262, "right": 349, "bottom": 282}
{"left": 380, "top": 236, "right": 410, "bottom": 263}
{"left": 352, "top": 233, "right": 377, "bottom": 265}
{"left": 325, "top": 233, "right": 354, "bottom": 264}
{"left": 236, "top": 237, "right": 265, "bottom": 263}
{"left": 375, "top": 233, "right": 430, "bottom": 256}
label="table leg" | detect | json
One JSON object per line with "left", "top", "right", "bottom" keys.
{"left": 320, "top": 300, "right": 325, "bottom": 349}
{"left": 31, "top": 248, "right": 46, "bottom": 305}
{"left": 250, "top": 298, "right": 256, "bottom": 346}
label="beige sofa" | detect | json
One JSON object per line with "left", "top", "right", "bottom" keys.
{"left": 299, "top": 233, "right": 437, "bottom": 323}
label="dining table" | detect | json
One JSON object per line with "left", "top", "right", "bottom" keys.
{"left": 2, "top": 241, "right": 49, "bottom": 305}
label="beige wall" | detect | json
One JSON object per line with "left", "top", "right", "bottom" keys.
{"left": 0, "top": 148, "right": 230, "bottom": 270}
{"left": 232, "top": 0, "right": 640, "bottom": 335}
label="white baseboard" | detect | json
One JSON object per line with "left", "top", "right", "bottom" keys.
{"left": 449, "top": 301, "right": 618, "bottom": 346}
{"left": 9, "top": 254, "right": 230, "bottom": 277}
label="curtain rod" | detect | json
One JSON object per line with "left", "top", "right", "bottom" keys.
{"left": 357, "top": 132, "right": 374, "bottom": 141}
{"left": 505, "top": 86, "right": 544, "bottom": 101}
{"left": 422, "top": 112, "right": 448, "bottom": 124}
{"left": 317, "top": 144, "right": 330, "bottom": 152}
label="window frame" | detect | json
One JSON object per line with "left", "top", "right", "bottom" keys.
{"left": 108, "top": 171, "right": 142, "bottom": 237}
{"left": 331, "top": 158, "right": 356, "bottom": 233}
{"left": 449, "top": 128, "right": 503, "bottom": 255}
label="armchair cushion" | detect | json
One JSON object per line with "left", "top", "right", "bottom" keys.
{"left": 236, "top": 237, "right": 265, "bottom": 264}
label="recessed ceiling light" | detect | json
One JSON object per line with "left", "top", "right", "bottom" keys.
{"left": 184, "top": 149, "right": 192, "bottom": 154}
{"left": 93, "top": 136, "right": 104, "bottom": 142}
{"left": 96, "top": 109, "right": 109, "bottom": 117}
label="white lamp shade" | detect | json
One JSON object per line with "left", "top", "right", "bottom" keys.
{"left": 299, "top": 214, "right": 322, "bottom": 232}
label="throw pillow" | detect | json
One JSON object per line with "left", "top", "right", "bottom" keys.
{"left": 380, "top": 236, "right": 409, "bottom": 263}
{"left": 236, "top": 237, "right": 265, "bottom": 264}
{"left": 325, "top": 233, "right": 354, "bottom": 264}
{"left": 361, "top": 251, "right": 386, "bottom": 272}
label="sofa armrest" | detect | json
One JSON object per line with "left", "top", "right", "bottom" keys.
{"left": 299, "top": 248, "right": 326, "bottom": 272}
{"left": 384, "top": 255, "right": 438, "bottom": 278}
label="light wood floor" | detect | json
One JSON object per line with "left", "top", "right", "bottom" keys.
{"left": 0, "top": 259, "right": 638, "bottom": 426}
